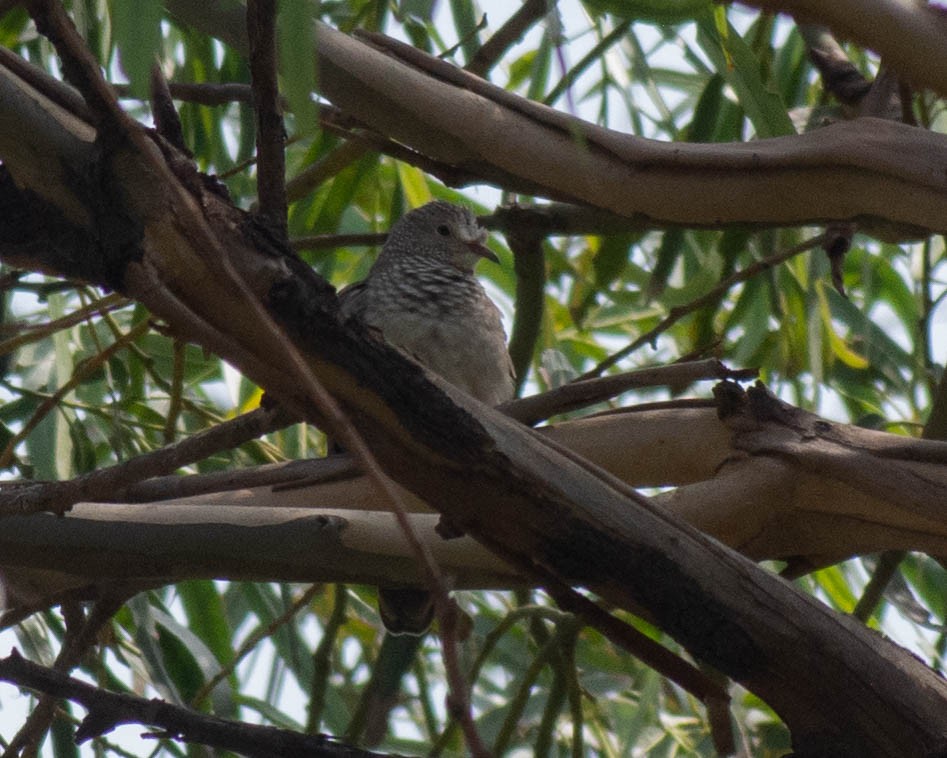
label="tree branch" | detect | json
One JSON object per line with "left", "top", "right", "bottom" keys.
{"left": 247, "top": 0, "right": 287, "bottom": 237}
{"left": 744, "top": 0, "right": 947, "bottom": 100}
{"left": 0, "top": 649, "right": 389, "bottom": 758}
{"left": 3, "top": 16, "right": 947, "bottom": 752}
{"left": 162, "top": 4, "right": 947, "bottom": 237}
{"left": 581, "top": 233, "right": 826, "bottom": 378}
{"left": 466, "top": 0, "right": 548, "bottom": 77}
{"left": 0, "top": 405, "right": 293, "bottom": 516}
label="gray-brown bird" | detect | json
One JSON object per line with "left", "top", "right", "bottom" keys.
{"left": 339, "top": 200, "right": 514, "bottom": 634}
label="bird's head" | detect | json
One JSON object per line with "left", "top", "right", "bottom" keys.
{"left": 384, "top": 200, "right": 498, "bottom": 273}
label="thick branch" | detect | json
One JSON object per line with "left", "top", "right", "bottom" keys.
{"left": 162, "top": 4, "right": 947, "bottom": 237}
{"left": 2, "top": 26, "right": 947, "bottom": 755}
{"left": 744, "top": 0, "right": 947, "bottom": 100}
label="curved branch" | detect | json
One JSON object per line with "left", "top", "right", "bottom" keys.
{"left": 745, "top": 0, "right": 947, "bottom": 100}
{"left": 3, "top": 21, "right": 947, "bottom": 753}
{"left": 161, "top": 3, "right": 947, "bottom": 237}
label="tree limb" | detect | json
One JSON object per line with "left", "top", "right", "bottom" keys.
{"left": 3, "top": 18, "right": 947, "bottom": 754}
{"left": 0, "top": 649, "right": 389, "bottom": 758}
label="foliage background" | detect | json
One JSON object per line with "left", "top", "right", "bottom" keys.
{"left": 0, "top": 0, "right": 945, "bottom": 755}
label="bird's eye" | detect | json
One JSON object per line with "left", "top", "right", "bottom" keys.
{"left": 436, "top": 225, "right": 451, "bottom": 237}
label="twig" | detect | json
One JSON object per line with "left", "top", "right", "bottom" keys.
{"left": 26, "top": 0, "right": 135, "bottom": 132}
{"left": 0, "top": 292, "right": 128, "bottom": 354}
{"left": 501, "top": 358, "right": 755, "bottom": 425}
{"left": 122, "top": 453, "right": 356, "bottom": 502}
{"left": 247, "top": 0, "right": 287, "bottom": 238}
{"left": 467, "top": 0, "right": 548, "bottom": 77}
{"left": 0, "top": 318, "right": 151, "bottom": 471}
{"left": 581, "top": 233, "right": 827, "bottom": 378}
{"left": 0, "top": 649, "right": 389, "bottom": 757}
{"left": 116, "top": 81, "right": 255, "bottom": 106}
{"left": 429, "top": 605, "right": 568, "bottom": 752}
{"left": 543, "top": 581, "right": 728, "bottom": 704}
{"left": 0, "top": 44, "right": 90, "bottom": 121}
{"left": 0, "top": 405, "right": 294, "bottom": 516}
{"left": 292, "top": 232, "right": 387, "bottom": 252}
{"left": 149, "top": 64, "right": 189, "bottom": 155}
{"left": 190, "top": 584, "right": 322, "bottom": 709}
{"left": 2, "top": 592, "right": 129, "bottom": 758}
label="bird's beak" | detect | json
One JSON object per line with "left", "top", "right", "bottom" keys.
{"left": 463, "top": 228, "right": 499, "bottom": 264}
{"left": 468, "top": 240, "right": 499, "bottom": 264}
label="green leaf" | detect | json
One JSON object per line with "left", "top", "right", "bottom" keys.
{"left": 448, "top": 0, "right": 481, "bottom": 62}
{"left": 278, "top": 0, "right": 320, "bottom": 135}
{"left": 696, "top": 13, "right": 795, "bottom": 137}
{"left": 109, "top": 0, "right": 164, "bottom": 100}
{"left": 583, "top": 0, "right": 712, "bottom": 24}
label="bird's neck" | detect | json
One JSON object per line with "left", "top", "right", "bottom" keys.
{"left": 376, "top": 253, "right": 477, "bottom": 281}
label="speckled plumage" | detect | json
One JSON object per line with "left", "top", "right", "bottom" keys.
{"left": 339, "top": 201, "right": 514, "bottom": 406}
{"left": 338, "top": 201, "right": 514, "bottom": 635}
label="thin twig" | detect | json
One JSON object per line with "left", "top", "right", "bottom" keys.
{"left": 0, "top": 405, "right": 294, "bottom": 516}
{"left": 581, "top": 233, "right": 827, "bottom": 378}
{"left": 0, "top": 43, "right": 90, "bottom": 121}
{"left": 150, "top": 63, "right": 189, "bottom": 154}
{"left": 1, "top": 591, "right": 129, "bottom": 758}
{"left": 115, "top": 81, "right": 256, "bottom": 105}
{"left": 467, "top": 0, "right": 549, "bottom": 77}
{"left": 544, "top": 581, "right": 728, "bottom": 703}
{"left": 502, "top": 358, "right": 754, "bottom": 425}
{"left": 0, "top": 318, "right": 151, "bottom": 471}
{"left": 0, "top": 292, "right": 128, "bottom": 354}
{"left": 0, "top": 649, "right": 388, "bottom": 757}
{"left": 247, "top": 0, "right": 287, "bottom": 238}
{"left": 292, "top": 232, "right": 387, "bottom": 252}
{"left": 190, "top": 584, "right": 322, "bottom": 709}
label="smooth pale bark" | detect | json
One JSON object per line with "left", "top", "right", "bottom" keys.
{"left": 3, "top": 23, "right": 947, "bottom": 756}
{"left": 5, "top": 405, "right": 947, "bottom": 597}
{"left": 743, "top": 0, "right": 947, "bottom": 99}
{"left": 160, "top": 1, "right": 947, "bottom": 237}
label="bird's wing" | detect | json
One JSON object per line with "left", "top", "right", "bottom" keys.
{"left": 336, "top": 280, "right": 368, "bottom": 321}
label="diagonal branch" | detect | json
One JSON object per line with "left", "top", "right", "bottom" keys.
{"left": 163, "top": 2, "right": 947, "bottom": 237}
{"left": 466, "top": 0, "right": 548, "bottom": 77}
{"left": 0, "top": 649, "right": 389, "bottom": 758}
{"left": 4, "top": 12, "right": 947, "bottom": 753}
{"left": 744, "top": 0, "right": 947, "bottom": 99}
{"left": 0, "top": 405, "right": 294, "bottom": 516}
{"left": 581, "top": 233, "right": 827, "bottom": 378}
